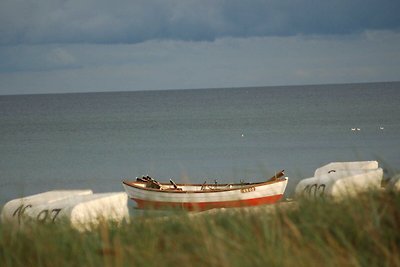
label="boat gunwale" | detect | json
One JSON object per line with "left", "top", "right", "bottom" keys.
{"left": 122, "top": 178, "right": 287, "bottom": 194}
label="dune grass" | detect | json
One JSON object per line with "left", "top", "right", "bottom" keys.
{"left": 1, "top": 191, "right": 399, "bottom": 267}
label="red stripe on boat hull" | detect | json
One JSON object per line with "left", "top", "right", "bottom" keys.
{"left": 132, "top": 194, "right": 284, "bottom": 211}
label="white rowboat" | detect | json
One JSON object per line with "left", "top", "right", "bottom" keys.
{"left": 122, "top": 171, "right": 288, "bottom": 211}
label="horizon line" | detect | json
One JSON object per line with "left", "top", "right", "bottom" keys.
{"left": 1, "top": 80, "right": 399, "bottom": 97}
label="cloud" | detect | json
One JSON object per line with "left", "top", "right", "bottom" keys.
{"left": 0, "top": 0, "right": 399, "bottom": 45}
{"left": 1, "top": 1, "right": 399, "bottom": 94}
{"left": 1, "top": 31, "right": 399, "bottom": 95}
{"left": 46, "top": 48, "right": 76, "bottom": 66}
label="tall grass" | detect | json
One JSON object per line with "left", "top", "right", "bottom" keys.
{"left": 1, "top": 191, "right": 399, "bottom": 267}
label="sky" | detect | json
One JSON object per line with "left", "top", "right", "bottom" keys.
{"left": 0, "top": 0, "right": 399, "bottom": 95}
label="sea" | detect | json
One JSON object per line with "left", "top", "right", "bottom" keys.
{"left": 1, "top": 82, "right": 400, "bottom": 206}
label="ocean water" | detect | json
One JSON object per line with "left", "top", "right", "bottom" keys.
{"left": 1, "top": 82, "right": 400, "bottom": 205}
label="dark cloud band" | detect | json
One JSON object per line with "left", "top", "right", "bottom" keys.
{"left": 1, "top": 0, "right": 399, "bottom": 45}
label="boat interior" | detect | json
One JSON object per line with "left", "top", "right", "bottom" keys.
{"left": 126, "top": 171, "right": 285, "bottom": 192}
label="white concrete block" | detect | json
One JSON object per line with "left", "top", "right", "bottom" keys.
{"left": 1, "top": 190, "right": 93, "bottom": 224}
{"left": 1, "top": 191, "right": 129, "bottom": 231}
{"left": 295, "top": 161, "right": 383, "bottom": 200}
{"left": 24, "top": 192, "right": 129, "bottom": 230}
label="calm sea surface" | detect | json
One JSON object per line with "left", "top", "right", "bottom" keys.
{"left": 1, "top": 82, "right": 400, "bottom": 205}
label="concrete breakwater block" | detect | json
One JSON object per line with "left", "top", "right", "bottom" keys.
{"left": 295, "top": 161, "right": 383, "bottom": 200}
{"left": 1, "top": 190, "right": 129, "bottom": 230}
{"left": 1, "top": 190, "right": 93, "bottom": 224}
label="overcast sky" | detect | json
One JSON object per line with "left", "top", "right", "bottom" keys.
{"left": 0, "top": 0, "right": 399, "bottom": 95}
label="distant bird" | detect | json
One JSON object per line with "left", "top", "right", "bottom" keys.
{"left": 241, "top": 134, "right": 244, "bottom": 137}
{"left": 356, "top": 128, "right": 361, "bottom": 131}
{"left": 351, "top": 128, "right": 356, "bottom": 131}
{"left": 380, "top": 126, "right": 384, "bottom": 130}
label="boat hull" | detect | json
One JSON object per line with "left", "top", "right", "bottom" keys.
{"left": 122, "top": 178, "right": 288, "bottom": 211}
